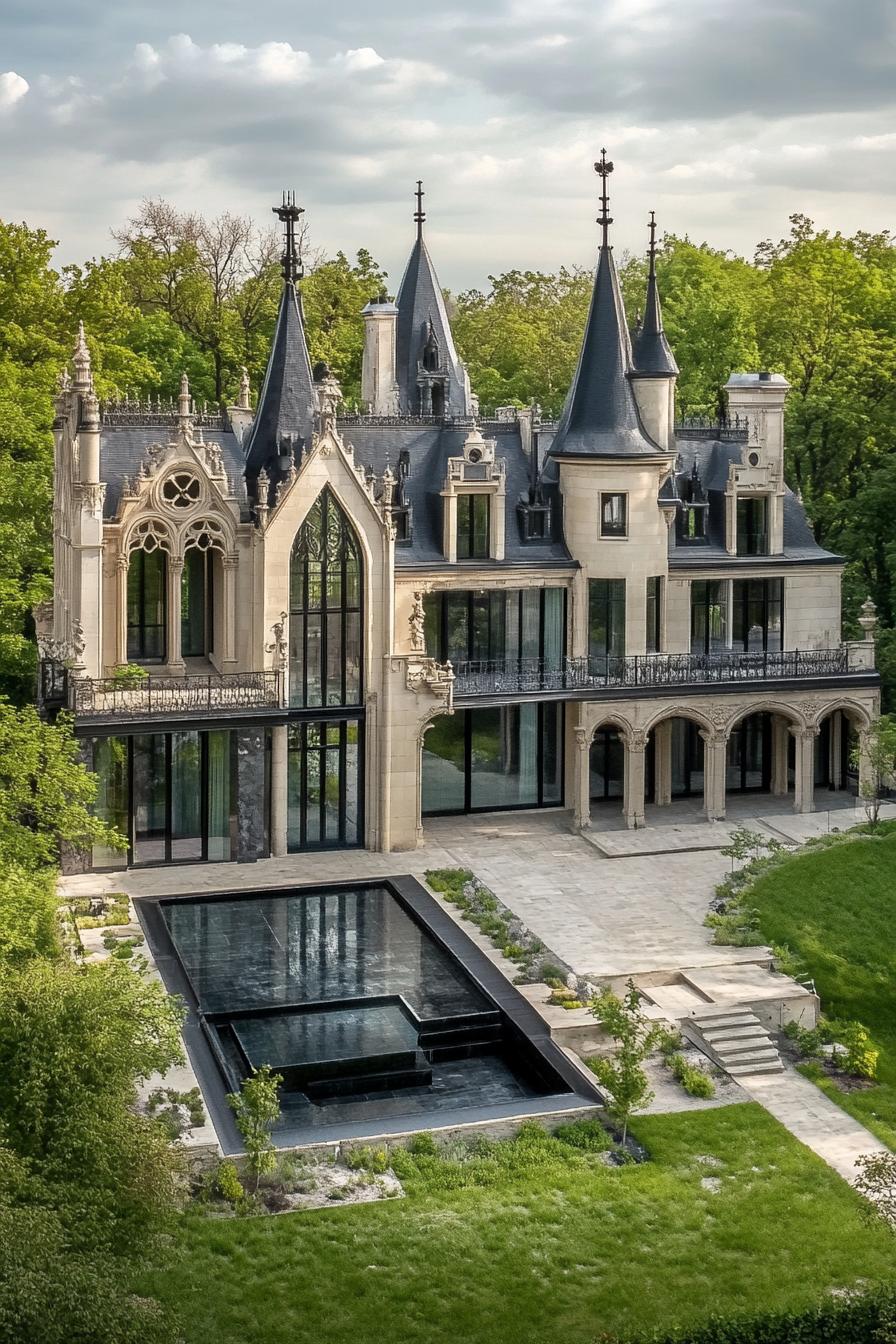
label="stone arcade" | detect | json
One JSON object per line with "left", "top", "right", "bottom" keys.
{"left": 38, "top": 160, "right": 880, "bottom": 871}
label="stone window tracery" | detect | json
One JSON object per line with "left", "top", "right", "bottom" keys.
{"left": 126, "top": 518, "right": 172, "bottom": 554}
{"left": 162, "top": 472, "right": 201, "bottom": 508}
{"left": 183, "top": 517, "right": 227, "bottom": 553}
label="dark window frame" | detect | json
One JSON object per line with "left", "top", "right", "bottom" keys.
{"left": 588, "top": 578, "right": 626, "bottom": 666}
{"left": 456, "top": 492, "right": 490, "bottom": 560}
{"left": 690, "top": 579, "right": 727, "bottom": 655}
{"left": 286, "top": 716, "right": 364, "bottom": 851}
{"left": 731, "top": 577, "right": 784, "bottom": 653}
{"left": 736, "top": 495, "right": 769, "bottom": 556}
{"left": 423, "top": 587, "right": 567, "bottom": 669}
{"left": 600, "top": 492, "right": 628, "bottom": 539}
{"left": 646, "top": 576, "right": 663, "bottom": 654}
{"left": 126, "top": 547, "right": 168, "bottom": 663}
{"left": 289, "top": 489, "right": 364, "bottom": 709}
{"left": 421, "top": 703, "right": 565, "bottom": 816}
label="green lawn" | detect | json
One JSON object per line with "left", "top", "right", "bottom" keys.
{"left": 749, "top": 824, "right": 896, "bottom": 1148}
{"left": 143, "top": 1105, "right": 895, "bottom": 1344}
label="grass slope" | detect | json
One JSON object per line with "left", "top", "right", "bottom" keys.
{"left": 143, "top": 1105, "right": 894, "bottom": 1344}
{"left": 749, "top": 826, "right": 896, "bottom": 1147}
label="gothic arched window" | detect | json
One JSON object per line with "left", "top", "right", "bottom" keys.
{"left": 289, "top": 490, "right": 363, "bottom": 707}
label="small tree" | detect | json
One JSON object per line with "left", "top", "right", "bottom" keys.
{"left": 720, "top": 826, "right": 782, "bottom": 874}
{"left": 588, "top": 980, "right": 662, "bottom": 1145}
{"left": 852, "top": 715, "right": 896, "bottom": 830}
{"left": 227, "top": 1064, "right": 283, "bottom": 1192}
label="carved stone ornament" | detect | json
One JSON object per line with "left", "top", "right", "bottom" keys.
{"left": 265, "top": 612, "right": 289, "bottom": 671}
{"left": 409, "top": 591, "right": 426, "bottom": 653}
{"left": 405, "top": 656, "right": 454, "bottom": 703}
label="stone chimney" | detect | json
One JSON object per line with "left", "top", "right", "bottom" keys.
{"left": 361, "top": 295, "right": 399, "bottom": 415}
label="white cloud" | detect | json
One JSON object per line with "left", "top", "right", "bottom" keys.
{"left": 0, "top": 71, "right": 29, "bottom": 110}
{"left": 337, "top": 47, "right": 386, "bottom": 73}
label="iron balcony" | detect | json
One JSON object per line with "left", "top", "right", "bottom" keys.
{"left": 64, "top": 670, "right": 282, "bottom": 723}
{"left": 451, "top": 648, "right": 862, "bottom": 700}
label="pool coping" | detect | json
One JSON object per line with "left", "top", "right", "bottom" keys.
{"left": 134, "top": 874, "right": 604, "bottom": 1153}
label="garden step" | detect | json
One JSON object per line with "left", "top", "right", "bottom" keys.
{"left": 726, "top": 1059, "right": 785, "bottom": 1076}
{"left": 701, "top": 1027, "right": 772, "bottom": 1045}
{"left": 690, "top": 1012, "right": 759, "bottom": 1030}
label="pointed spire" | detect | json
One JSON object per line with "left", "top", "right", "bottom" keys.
{"left": 414, "top": 179, "right": 425, "bottom": 241}
{"left": 273, "top": 190, "right": 304, "bottom": 285}
{"left": 550, "top": 153, "right": 661, "bottom": 459}
{"left": 178, "top": 372, "right": 192, "bottom": 423}
{"left": 595, "top": 149, "right": 614, "bottom": 249}
{"left": 244, "top": 191, "right": 316, "bottom": 481}
{"left": 631, "top": 211, "right": 678, "bottom": 377}
{"left": 394, "top": 182, "right": 470, "bottom": 415}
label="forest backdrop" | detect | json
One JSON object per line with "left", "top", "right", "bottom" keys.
{"left": 1, "top": 202, "right": 894, "bottom": 704}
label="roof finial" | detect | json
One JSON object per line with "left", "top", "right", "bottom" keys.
{"left": 273, "top": 189, "right": 305, "bottom": 285}
{"left": 594, "top": 149, "right": 614, "bottom": 249}
{"left": 414, "top": 179, "right": 425, "bottom": 241}
{"left": 647, "top": 209, "right": 658, "bottom": 277}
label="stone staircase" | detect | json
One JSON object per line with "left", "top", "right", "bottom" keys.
{"left": 682, "top": 1006, "right": 784, "bottom": 1077}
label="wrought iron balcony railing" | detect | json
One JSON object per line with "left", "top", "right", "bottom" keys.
{"left": 67, "top": 670, "right": 282, "bottom": 721}
{"left": 452, "top": 648, "right": 855, "bottom": 698}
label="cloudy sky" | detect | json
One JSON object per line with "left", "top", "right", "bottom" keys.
{"left": 1, "top": 0, "right": 894, "bottom": 290}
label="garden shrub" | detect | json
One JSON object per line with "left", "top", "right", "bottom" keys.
{"left": 666, "top": 1053, "right": 716, "bottom": 1100}
{"left": 552, "top": 1117, "right": 612, "bottom": 1152}
{"left": 214, "top": 1161, "right": 244, "bottom": 1204}
{"left": 783, "top": 1016, "right": 879, "bottom": 1080}
{"left": 344, "top": 1145, "right": 390, "bottom": 1174}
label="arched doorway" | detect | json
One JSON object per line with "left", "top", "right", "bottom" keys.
{"left": 815, "top": 708, "right": 862, "bottom": 796}
{"left": 590, "top": 725, "right": 626, "bottom": 808}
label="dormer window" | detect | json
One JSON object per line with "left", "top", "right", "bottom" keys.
{"left": 676, "top": 464, "right": 709, "bottom": 544}
{"left": 518, "top": 499, "right": 551, "bottom": 543}
{"left": 736, "top": 496, "right": 769, "bottom": 556}
{"left": 422, "top": 324, "right": 440, "bottom": 372}
{"left": 393, "top": 506, "right": 412, "bottom": 545}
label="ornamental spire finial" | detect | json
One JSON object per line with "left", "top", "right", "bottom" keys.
{"left": 273, "top": 189, "right": 305, "bottom": 285}
{"left": 594, "top": 149, "right": 614, "bottom": 248}
{"left": 414, "top": 179, "right": 425, "bottom": 241}
{"left": 647, "top": 209, "right": 657, "bottom": 276}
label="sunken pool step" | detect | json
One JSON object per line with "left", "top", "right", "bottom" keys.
{"left": 305, "top": 1059, "right": 434, "bottom": 1101}
{"left": 418, "top": 1010, "right": 504, "bottom": 1060}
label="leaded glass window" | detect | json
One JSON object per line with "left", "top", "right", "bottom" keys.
{"left": 289, "top": 490, "right": 363, "bottom": 708}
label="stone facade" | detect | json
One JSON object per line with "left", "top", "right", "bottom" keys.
{"left": 39, "top": 178, "right": 880, "bottom": 872}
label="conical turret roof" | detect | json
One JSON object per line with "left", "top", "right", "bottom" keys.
{"left": 244, "top": 194, "right": 316, "bottom": 479}
{"left": 632, "top": 213, "right": 678, "bottom": 377}
{"left": 394, "top": 182, "right": 468, "bottom": 415}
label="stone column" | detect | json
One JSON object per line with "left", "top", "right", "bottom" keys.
{"left": 700, "top": 730, "right": 728, "bottom": 821}
{"left": 770, "top": 714, "right": 789, "bottom": 796}
{"left": 116, "top": 555, "right": 129, "bottom": 666}
{"left": 623, "top": 732, "right": 647, "bottom": 830}
{"left": 236, "top": 727, "right": 267, "bottom": 862}
{"left": 270, "top": 724, "right": 289, "bottom": 857}
{"left": 167, "top": 554, "right": 184, "bottom": 672}
{"left": 791, "top": 726, "right": 818, "bottom": 814}
{"left": 221, "top": 554, "right": 238, "bottom": 668}
{"left": 653, "top": 719, "right": 672, "bottom": 807}
{"left": 829, "top": 711, "right": 842, "bottom": 791}
{"left": 573, "top": 726, "right": 591, "bottom": 830}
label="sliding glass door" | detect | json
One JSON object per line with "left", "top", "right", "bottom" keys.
{"left": 287, "top": 718, "right": 363, "bottom": 851}
{"left": 422, "top": 703, "right": 563, "bottom": 815}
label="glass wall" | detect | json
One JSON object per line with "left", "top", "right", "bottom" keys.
{"left": 287, "top": 718, "right": 362, "bottom": 851}
{"left": 690, "top": 580, "right": 727, "bottom": 654}
{"left": 726, "top": 713, "right": 771, "bottom": 791}
{"left": 422, "top": 704, "right": 563, "bottom": 814}
{"left": 423, "top": 587, "right": 566, "bottom": 669}
{"left": 736, "top": 496, "right": 769, "bottom": 556}
{"left": 588, "top": 579, "right": 625, "bottom": 669}
{"left": 181, "top": 548, "right": 214, "bottom": 658}
{"left": 127, "top": 548, "right": 167, "bottom": 661}
{"left": 456, "top": 494, "right": 490, "bottom": 559}
{"left": 732, "top": 578, "right": 783, "bottom": 652}
{"left": 289, "top": 490, "right": 362, "bottom": 709}
{"left": 90, "top": 731, "right": 236, "bottom": 868}
{"left": 590, "top": 728, "right": 625, "bottom": 802}
{"left": 668, "top": 718, "right": 705, "bottom": 798}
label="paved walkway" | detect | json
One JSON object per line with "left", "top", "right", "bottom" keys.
{"left": 738, "top": 1065, "right": 889, "bottom": 1185}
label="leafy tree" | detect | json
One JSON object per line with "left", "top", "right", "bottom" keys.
{"left": 0, "top": 866, "right": 59, "bottom": 964}
{"left": 0, "top": 704, "right": 124, "bottom": 868}
{"left": 301, "top": 249, "right": 389, "bottom": 405}
{"left": 587, "top": 979, "right": 662, "bottom": 1144}
{"left": 228, "top": 1064, "right": 283, "bottom": 1192}
{"left": 0, "top": 955, "right": 184, "bottom": 1240}
{"left": 854, "top": 1150, "right": 896, "bottom": 1231}
{"left": 851, "top": 713, "right": 896, "bottom": 828}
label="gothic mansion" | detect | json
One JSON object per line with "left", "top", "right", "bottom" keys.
{"left": 40, "top": 168, "right": 880, "bottom": 870}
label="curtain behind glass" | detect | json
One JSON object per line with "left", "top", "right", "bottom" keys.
{"left": 207, "top": 731, "right": 231, "bottom": 861}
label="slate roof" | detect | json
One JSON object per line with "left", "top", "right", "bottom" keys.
{"left": 550, "top": 245, "right": 663, "bottom": 459}
{"left": 243, "top": 280, "right": 316, "bottom": 480}
{"left": 668, "top": 437, "right": 840, "bottom": 567}
{"left": 98, "top": 425, "right": 250, "bottom": 520}
{"left": 340, "top": 423, "right": 572, "bottom": 570}
{"left": 394, "top": 233, "right": 467, "bottom": 416}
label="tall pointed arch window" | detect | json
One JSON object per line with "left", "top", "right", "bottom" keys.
{"left": 289, "top": 490, "right": 363, "bottom": 707}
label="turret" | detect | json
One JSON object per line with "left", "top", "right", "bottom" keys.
{"left": 393, "top": 181, "right": 471, "bottom": 417}
{"left": 243, "top": 191, "right": 316, "bottom": 488}
{"left": 630, "top": 212, "right": 678, "bottom": 451}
